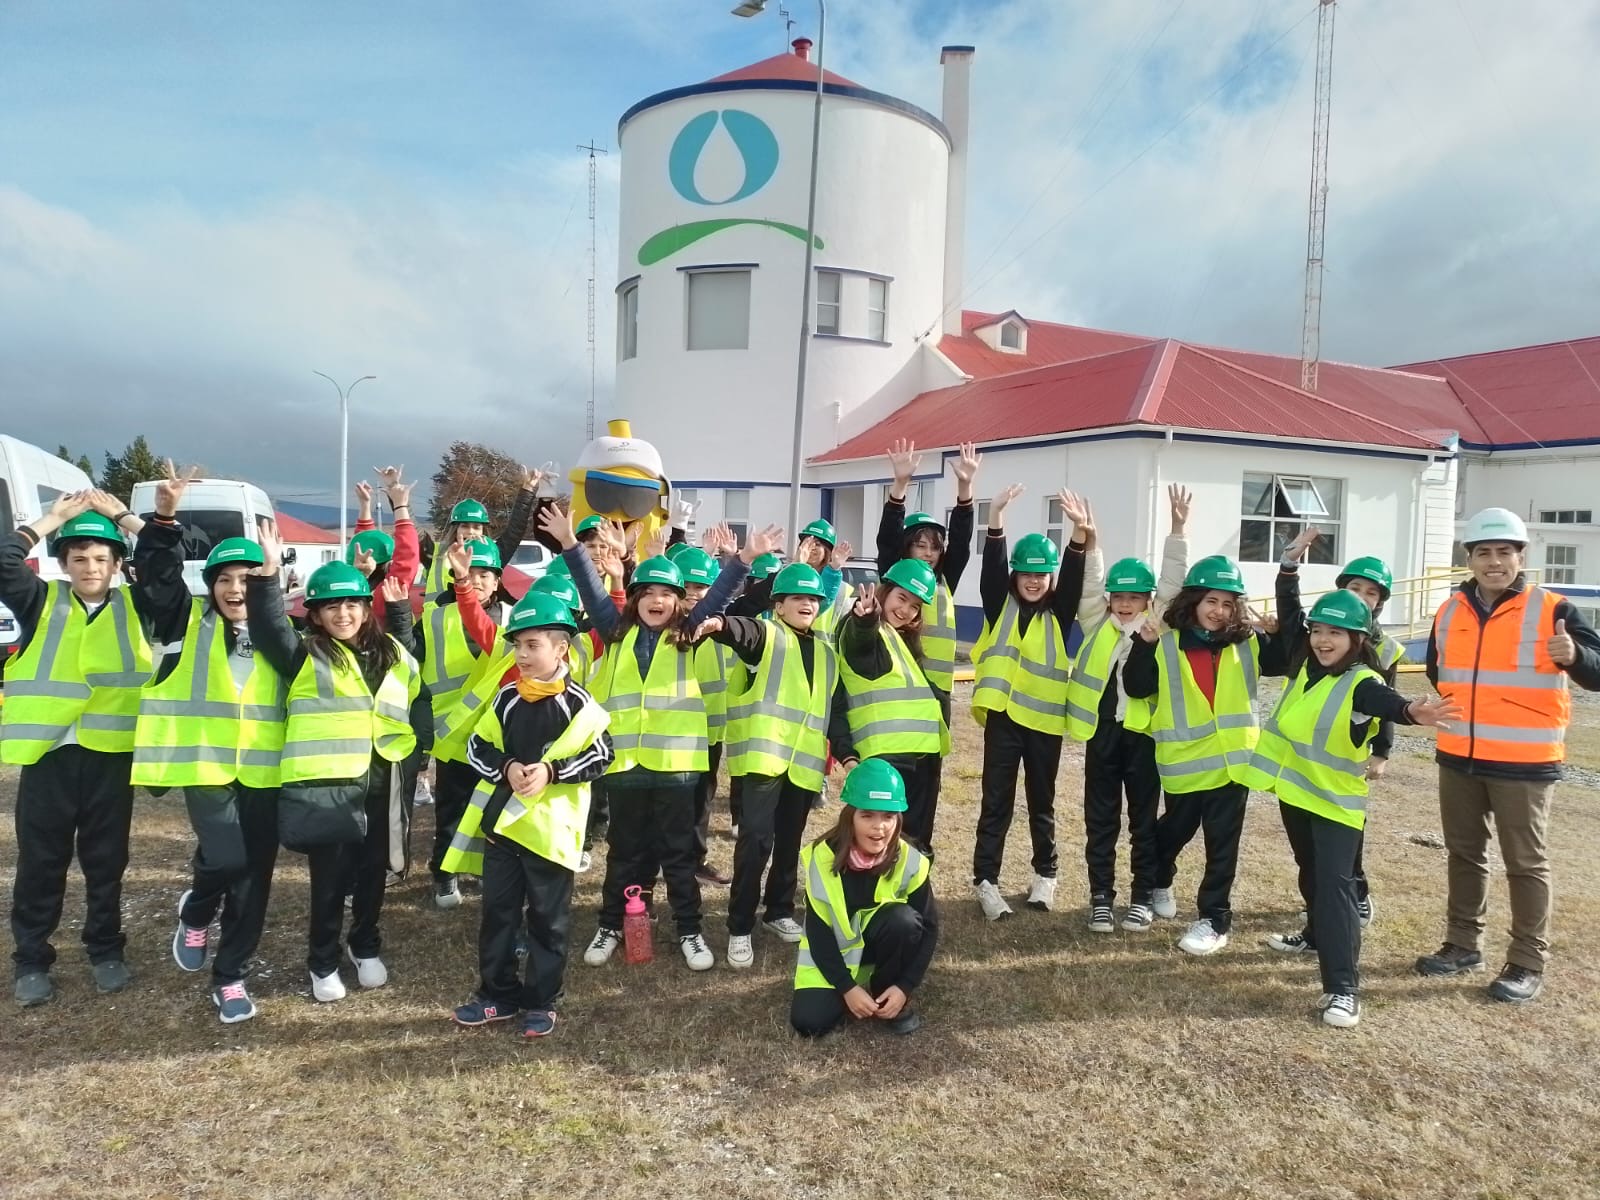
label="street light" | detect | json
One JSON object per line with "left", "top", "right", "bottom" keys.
{"left": 312, "top": 371, "right": 376, "bottom": 546}
{"left": 734, "top": 0, "right": 824, "bottom": 544}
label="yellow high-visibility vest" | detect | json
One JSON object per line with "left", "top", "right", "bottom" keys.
{"left": 1240, "top": 665, "right": 1378, "bottom": 830}
{"left": 695, "top": 640, "right": 740, "bottom": 747}
{"left": 588, "top": 627, "right": 708, "bottom": 774}
{"left": 971, "top": 598, "right": 1070, "bottom": 736}
{"left": 421, "top": 600, "right": 486, "bottom": 741}
{"left": 1064, "top": 615, "right": 1153, "bottom": 741}
{"left": 838, "top": 623, "right": 949, "bottom": 758}
{"left": 278, "top": 639, "right": 420, "bottom": 783}
{"left": 794, "top": 839, "right": 929, "bottom": 991}
{"left": 726, "top": 621, "right": 837, "bottom": 790}
{"left": 919, "top": 582, "right": 957, "bottom": 692}
{"left": 1146, "top": 631, "right": 1260, "bottom": 794}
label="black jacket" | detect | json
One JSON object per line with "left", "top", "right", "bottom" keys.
{"left": 876, "top": 495, "right": 974, "bottom": 589}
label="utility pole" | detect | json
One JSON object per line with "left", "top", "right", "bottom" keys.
{"left": 1299, "top": 0, "right": 1337, "bottom": 394}
{"left": 578, "top": 140, "right": 608, "bottom": 440}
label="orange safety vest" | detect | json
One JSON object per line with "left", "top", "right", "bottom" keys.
{"left": 1433, "top": 584, "right": 1569, "bottom": 764}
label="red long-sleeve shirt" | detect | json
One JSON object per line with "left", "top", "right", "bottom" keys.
{"left": 354, "top": 515, "right": 419, "bottom": 623}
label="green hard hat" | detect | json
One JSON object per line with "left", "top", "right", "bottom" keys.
{"left": 799, "top": 519, "right": 837, "bottom": 548}
{"left": 57, "top": 511, "right": 125, "bottom": 550}
{"left": 345, "top": 529, "right": 394, "bottom": 567}
{"left": 529, "top": 573, "right": 581, "bottom": 609}
{"left": 1336, "top": 556, "right": 1392, "bottom": 598}
{"left": 1184, "top": 554, "right": 1245, "bottom": 595}
{"left": 771, "top": 563, "right": 826, "bottom": 599}
{"left": 544, "top": 555, "right": 571, "bottom": 579}
{"left": 450, "top": 499, "right": 491, "bottom": 526}
{"left": 575, "top": 514, "right": 607, "bottom": 537}
{"left": 675, "top": 546, "right": 720, "bottom": 586}
{"left": 629, "top": 555, "right": 685, "bottom": 593}
{"left": 903, "top": 511, "right": 946, "bottom": 536}
{"left": 464, "top": 538, "right": 502, "bottom": 572}
{"left": 204, "top": 537, "right": 265, "bottom": 581}
{"left": 505, "top": 591, "right": 577, "bottom": 635}
{"left": 305, "top": 561, "right": 372, "bottom": 603}
{"left": 883, "top": 558, "right": 937, "bottom": 605}
{"left": 1106, "top": 557, "right": 1156, "bottom": 594}
{"left": 749, "top": 552, "right": 782, "bottom": 582}
{"left": 664, "top": 541, "right": 690, "bottom": 562}
{"left": 1308, "top": 590, "right": 1372, "bottom": 634}
{"left": 841, "top": 759, "right": 907, "bottom": 813}
{"left": 1009, "top": 533, "right": 1059, "bottom": 574}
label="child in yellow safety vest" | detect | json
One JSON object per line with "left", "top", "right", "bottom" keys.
{"left": 1121, "top": 554, "right": 1291, "bottom": 956}
{"left": 246, "top": 529, "right": 427, "bottom": 1003}
{"left": 130, "top": 465, "right": 287, "bottom": 1024}
{"left": 970, "top": 484, "right": 1086, "bottom": 921}
{"left": 694, "top": 561, "right": 851, "bottom": 970}
{"left": 539, "top": 504, "right": 761, "bottom": 973}
{"left": 447, "top": 593, "right": 614, "bottom": 1038}
{"left": 2, "top": 490, "right": 151, "bottom": 1009}
{"left": 831, "top": 558, "right": 950, "bottom": 853}
{"left": 1069, "top": 485, "right": 1191, "bottom": 935}
{"left": 791, "top": 760, "right": 938, "bottom": 1038}
{"left": 1240, "top": 590, "right": 1458, "bottom": 1028}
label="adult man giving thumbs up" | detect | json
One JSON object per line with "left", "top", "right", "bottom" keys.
{"left": 1419, "top": 508, "right": 1600, "bottom": 1002}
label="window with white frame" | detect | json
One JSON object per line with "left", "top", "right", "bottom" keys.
{"left": 617, "top": 281, "right": 639, "bottom": 361}
{"left": 685, "top": 269, "right": 751, "bottom": 351}
{"left": 815, "top": 270, "right": 841, "bottom": 335}
{"left": 1239, "top": 472, "right": 1344, "bottom": 564}
{"left": 999, "top": 321, "right": 1022, "bottom": 350}
{"left": 723, "top": 488, "right": 751, "bottom": 546}
{"left": 1045, "top": 495, "right": 1068, "bottom": 551}
{"left": 867, "top": 278, "right": 888, "bottom": 342}
{"left": 902, "top": 480, "right": 932, "bottom": 514}
{"left": 949, "top": 499, "right": 991, "bottom": 552}
{"left": 1538, "top": 509, "right": 1593, "bottom": 524}
{"left": 1545, "top": 543, "right": 1578, "bottom": 585}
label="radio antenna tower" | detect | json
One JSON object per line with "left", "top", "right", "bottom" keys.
{"left": 578, "top": 140, "right": 608, "bottom": 439}
{"left": 1299, "top": 0, "right": 1337, "bottom": 394}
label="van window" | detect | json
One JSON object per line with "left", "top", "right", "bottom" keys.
{"left": 0, "top": 478, "right": 12, "bottom": 534}
{"left": 36, "top": 486, "right": 64, "bottom": 555}
{"left": 138, "top": 508, "right": 247, "bottom": 557}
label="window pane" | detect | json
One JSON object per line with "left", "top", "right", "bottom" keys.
{"left": 1312, "top": 477, "right": 1343, "bottom": 519}
{"left": 1000, "top": 323, "right": 1020, "bottom": 349}
{"left": 867, "top": 307, "right": 885, "bottom": 342}
{"left": 1047, "top": 497, "right": 1065, "bottom": 525}
{"left": 816, "top": 270, "right": 840, "bottom": 335}
{"left": 1276, "top": 475, "right": 1330, "bottom": 518}
{"left": 724, "top": 489, "right": 750, "bottom": 521}
{"left": 867, "top": 279, "right": 887, "bottom": 342}
{"left": 1239, "top": 519, "right": 1272, "bottom": 563}
{"left": 727, "top": 522, "right": 749, "bottom": 547}
{"left": 975, "top": 500, "right": 990, "bottom": 550}
{"left": 618, "top": 284, "right": 638, "bottom": 361}
{"left": 1539, "top": 510, "right": 1557, "bottom": 523}
{"left": 1307, "top": 524, "right": 1339, "bottom": 565}
{"left": 1581, "top": 511, "right": 1593, "bottom": 523}
{"left": 686, "top": 271, "right": 751, "bottom": 351}
{"left": 1045, "top": 528, "right": 1063, "bottom": 551}
{"left": 1242, "top": 474, "right": 1273, "bottom": 516}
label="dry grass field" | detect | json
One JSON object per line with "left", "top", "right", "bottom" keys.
{"left": 4, "top": 676, "right": 1600, "bottom": 1199}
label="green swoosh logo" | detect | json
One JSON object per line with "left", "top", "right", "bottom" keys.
{"left": 638, "top": 219, "right": 823, "bottom": 266}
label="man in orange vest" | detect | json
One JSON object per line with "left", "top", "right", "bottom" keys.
{"left": 1418, "top": 507, "right": 1600, "bottom": 1002}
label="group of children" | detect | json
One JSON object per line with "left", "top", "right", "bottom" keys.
{"left": 2, "top": 437, "right": 1459, "bottom": 1036}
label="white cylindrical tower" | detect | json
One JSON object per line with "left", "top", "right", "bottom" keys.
{"left": 614, "top": 38, "right": 951, "bottom": 528}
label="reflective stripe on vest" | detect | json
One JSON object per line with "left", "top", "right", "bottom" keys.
{"left": 423, "top": 552, "right": 450, "bottom": 598}
{"left": 1064, "top": 615, "right": 1154, "bottom": 742}
{"left": 278, "top": 640, "right": 419, "bottom": 782}
{"left": 695, "top": 640, "right": 738, "bottom": 744}
{"left": 794, "top": 840, "right": 929, "bottom": 991}
{"left": 422, "top": 601, "right": 484, "bottom": 738}
{"left": 1, "top": 583, "right": 152, "bottom": 765}
{"left": 970, "top": 599, "right": 1071, "bottom": 736}
{"left": 1433, "top": 586, "right": 1568, "bottom": 763}
{"left": 838, "top": 624, "right": 948, "bottom": 759}
{"left": 1240, "top": 666, "right": 1375, "bottom": 830}
{"left": 433, "top": 647, "right": 514, "bottom": 763}
{"left": 1375, "top": 633, "right": 1405, "bottom": 672}
{"left": 131, "top": 601, "right": 288, "bottom": 788}
{"left": 1146, "top": 631, "right": 1260, "bottom": 793}
{"left": 919, "top": 582, "right": 957, "bottom": 691}
{"left": 589, "top": 627, "right": 709, "bottom": 774}
{"left": 726, "top": 622, "right": 837, "bottom": 789}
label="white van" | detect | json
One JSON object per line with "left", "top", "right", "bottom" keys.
{"left": 0, "top": 435, "right": 99, "bottom": 653}
{"left": 128, "top": 477, "right": 293, "bottom": 596}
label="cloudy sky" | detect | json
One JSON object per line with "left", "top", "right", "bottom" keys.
{"left": 3, "top": 1, "right": 1595, "bottom": 507}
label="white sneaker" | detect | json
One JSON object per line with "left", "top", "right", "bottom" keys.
{"left": 1087, "top": 903, "right": 1115, "bottom": 933}
{"left": 726, "top": 934, "right": 754, "bottom": 969}
{"left": 1151, "top": 887, "right": 1178, "bottom": 920}
{"left": 1178, "top": 918, "right": 1228, "bottom": 956}
{"left": 730, "top": 823, "right": 740, "bottom": 840}
{"left": 679, "top": 933, "right": 714, "bottom": 971}
{"left": 577, "top": 851, "right": 592, "bottom": 874}
{"left": 762, "top": 916, "right": 804, "bottom": 943}
{"left": 975, "top": 880, "right": 1013, "bottom": 922}
{"left": 347, "top": 946, "right": 388, "bottom": 988}
{"left": 583, "top": 927, "right": 621, "bottom": 967}
{"left": 310, "top": 969, "right": 347, "bottom": 1003}
{"left": 1321, "top": 992, "right": 1361, "bottom": 1028}
{"left": 414, "top": 775, "right": 435, "bottom": 807}
{"left": 1026, "top": 875, "right": 1057, "bottom": 912}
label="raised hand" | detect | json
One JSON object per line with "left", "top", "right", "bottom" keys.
{"left": 990, "top": 483, "right": 1025, "bottom": 526}
{"left": 691, "top": 615, "right": 725, "bottom": 642}
{"left": 952, "top": 441, "right": 982, "bottom": 486}
{"left": 1548, "top": 618, "right": 1577, "bottom": 667}
{"left": 831, "top": 539, "right": 853, "bottom": 570}
{"left": 1284, "top": 526, "right": 1321, "bottom": 564}
{"left": 352, "top": 546, "right": 377, "bottom": 578}
{"left": 380, "top": 574, "right": 408, "bottom": 605}
{"left": 1168, "top": 484, "right": 1192, "bottom": 535}
{"left": 673, "top": 493, "right": 700, "bottom": 529}
{"left": 522, "top": 462, "right": 556, "bottom": 493}
{"left": 640, "top": 526, "right": 669, "bottom": 562}
{"left": 446, "top": 539, "right": 471, "bottom": 581}
{"left": 354, "top": 480, "right": 374, "bottom": 521}
{"left": 155, "top": 459, "right": 201, "bottom": 517}
{"left": 374, "top": 466, "right": 412, "bottom": 511}
{"left": 1056, "top": 490, "right": 1092, "bottom": 546}
{"left": 742, "top": 524, "right": 784, "bottom": 563}
{"left": 49, "top": 490, "right": 92, "bottom": 523}
{"left": 83, "top": 489, "right": 126, "bottom": 519}
{"left": 886, "top": 437, "right": 921, "bottom": 489}
{"left": 536, "top": 503, "right": 577, "bottom": 550}
{"left": 254, "top": 517, "right": 283, "bottom": 576}
{"left": 1407, "top": 694, "right": 1465, "bottom": 728}
{"left": 852, "top": 588, "right": 877, "bottom": 618}
{"left": 1138, "top": 617, "right": 1160, "bottom": 644}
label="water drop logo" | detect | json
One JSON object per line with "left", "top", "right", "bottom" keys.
{"left": 638, "top": 109, "right": 823, "bottom": 267}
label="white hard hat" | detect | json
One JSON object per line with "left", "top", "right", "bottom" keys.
{"left": 1462, "top": 507, "right": 1529, "bottom": 547}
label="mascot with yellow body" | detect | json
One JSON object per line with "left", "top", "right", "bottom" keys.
{"left": 567, "top": 418, "right": 672, "bottom": 547}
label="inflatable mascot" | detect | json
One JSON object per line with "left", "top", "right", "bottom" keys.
{"left": 567, "top": 418, "right": 672, "bottom": 547}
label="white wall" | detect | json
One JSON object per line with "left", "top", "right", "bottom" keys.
{"left": 1456, "top": 448, "right": 1600, "bottom": 585}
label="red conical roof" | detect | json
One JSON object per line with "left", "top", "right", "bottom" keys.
{"left": 709, "top": 38, "right": 858, "bottom": 87}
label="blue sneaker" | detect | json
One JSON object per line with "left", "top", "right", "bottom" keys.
{"left": 212, "top": 981, "right": 257, "bottom": 1024}
{"left": 521, "top": 1009, "right": 557, "bottom": 1038}
{"left": 172, "top": 890, "right": 210, "bottom": 973}
{"left": 452, "top": 997, "right": 516, "bottom": 1027}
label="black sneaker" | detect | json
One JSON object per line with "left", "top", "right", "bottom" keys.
{"left": 14, "top": 971, "right": 53, "bottom": 1008}
{"left": 1267, "top": 931, "right": 1316, "bottom": 954}
{"left": 453, "top": 997, "right": 517, "bottom": 1027}
{"left": 1087, "top": 904, "right": 1115, "bottom": 934}
{"left": 1415, "top": 942, "right": 1485, "bottom": 977}
{"left": 1356, "top": 895, "right": 1375, "bottom": 928}
{"left": 1488, "top": 963, "right": 1544, "bottom": 1004}
{"left": 887, "top": 1009, "right": 923, "bottom": 1036}
{"left": 433, "top": 876, "right": 462, "bottom": 910}
{"left": 92, "top": 960, "right": 132, "bottom": 994}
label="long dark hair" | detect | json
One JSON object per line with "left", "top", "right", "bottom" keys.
{"left": 613, "top": 587, "right": 695, "bottom": 653}
{"left": 1162, "top": 586, "right": 1255, "bottom": 646}
{"left": 876, "top": 582, "right": 926, "bottom": 662}
{"left": 815, "top": 804, "right": 904, "bottom": 878}
{"left": 1289, "top": 625, "right": 1381, "bottom": 680}
{"left": 304, "top": 599, "right": 401, "bottom": 674}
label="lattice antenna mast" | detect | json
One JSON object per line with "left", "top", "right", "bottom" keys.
{"left": 578, "top": 140, "right": 608, "bottom": 439}
{"left": 1299, "top": 0, "right": 1337, "bottom": 394}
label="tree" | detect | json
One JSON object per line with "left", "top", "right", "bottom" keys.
{"left": 100, "top": 436, "right": 167, "bottom": 506}
{"left": 56, "top": 446, "right": 97, "bottom": 480}
{"left": 428, "top": 441, "right": 526, "bottom": 533}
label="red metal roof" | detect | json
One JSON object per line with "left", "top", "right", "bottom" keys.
{"left": 1391, "top": 337, "right": 1600, "bottom": 447}
{"left": 937, "top": 311, "right": 1154, "bottom": 379}
{"left": 708, "top": 43, "right": 858, "bottom": 88}
{"left": 273, "top": 512, "right": 340, "bottom": 544}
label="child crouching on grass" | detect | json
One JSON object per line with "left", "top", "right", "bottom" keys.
{"left": 444, "top": 593, "right": 613, "bottom": 1039}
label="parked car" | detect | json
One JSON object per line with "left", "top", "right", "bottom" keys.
{"left": 128, "top": 477, "right": 293, "bottom": 596}
{"left": 839, "top": 558, "right": 880, "bottom": 594}
{"left": 0, "top": 435, "right": 98, "bottom": 658}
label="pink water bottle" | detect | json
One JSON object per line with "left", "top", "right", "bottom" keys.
{"left": 623, "top": 885, "right": 653, "bottom": 964}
